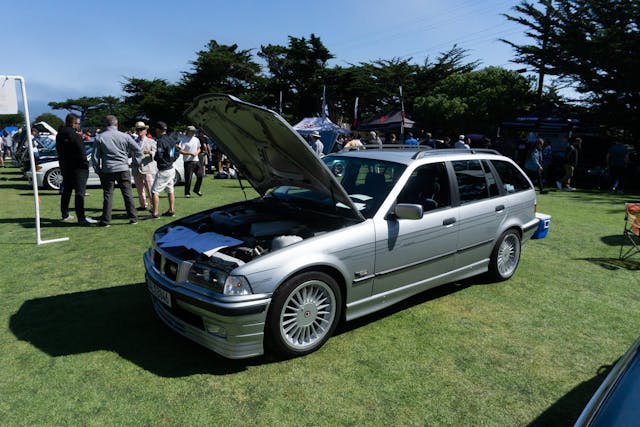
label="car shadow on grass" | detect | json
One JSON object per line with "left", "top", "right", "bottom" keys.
{"left": 528, "top": 363, "right": 615, "bottom": 426}
{"left": 9, "top": 283, "right": 268, "bottom": 377}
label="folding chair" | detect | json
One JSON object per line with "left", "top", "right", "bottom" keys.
{"left": 620, "top": 202, "right": 640, "bottom": 260}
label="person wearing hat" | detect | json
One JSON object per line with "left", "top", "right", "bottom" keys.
{"left": 146, "top": 121, "right": 176, "bottom": 219}
{"left": 178, "top": 125, "right": 203, "bottom": 197}
{"left": 308, "top": 131, "right": 324, "bottom": 156}
{"left": 132, "top": 121, "right": 157, "bottom": 210}
{"left": 454, "top": 135, "right": 470, "bottom": 149}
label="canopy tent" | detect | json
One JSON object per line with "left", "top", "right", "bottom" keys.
{"left": 358, "top": 111, "right": 415, "bottom": 131}
{"left": 2, "top": 125, "right": 18, "bottom": 135}
{"left": 292, "top": 116, "right": 348, "bottom": 154}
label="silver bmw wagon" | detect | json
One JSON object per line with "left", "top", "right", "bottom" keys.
{"left": 143, "top": 94, "right": 540, "bottom": 359}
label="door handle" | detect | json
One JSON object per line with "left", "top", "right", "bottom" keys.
{"left": 443, "top": 217, "right": 456, "bottom": 226}
{"left": 495, "top": 205, "right": 505, "bottom": 212}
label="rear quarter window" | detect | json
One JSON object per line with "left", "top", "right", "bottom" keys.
{"left": 491, "top": 160, "right": 532, "bottom": 193}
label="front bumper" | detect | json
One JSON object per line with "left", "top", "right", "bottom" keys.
{"left": 143, "top": 249, "right": 271, "bottom": 359}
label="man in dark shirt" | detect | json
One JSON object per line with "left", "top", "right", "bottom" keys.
{"left": 56, "top": 113, "right": 96, "bottom": 225}
{"left": 146, "top": 121, "right": 176, "bottom": 219}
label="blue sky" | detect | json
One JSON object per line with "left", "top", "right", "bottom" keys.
{"left": 3, "top": 0, "right": 528, "bottom": 119}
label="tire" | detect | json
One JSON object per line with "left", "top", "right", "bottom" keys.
{"left": 44, "top": 167, "right": 63, "bottom": 190}
{"left": 173, "top": 171, "right": 181, "bottom": 185}
{"left": 266, "top": 271, "right": 342, "bottom": 358}
{"left": 488, "top": 229, "right": 521, "bottom": 281}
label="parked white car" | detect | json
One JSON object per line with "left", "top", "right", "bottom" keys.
{"left": 27, "top": 147, "right": 185, "bottom": 190}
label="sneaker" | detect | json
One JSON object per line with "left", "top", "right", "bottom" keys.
{"left": 62, "top": 214, "right": 74, "bottom": 221}
{"left": 129, "top": 219, "right": 138, "bottom": 224}
{"left": 556, "top": 181, "right": 563, "bottom": 190}
{"left": 80, "top": 217, "right": 98, "bottom": 224}
{"left": 185, "top": 194, "right": 191, "bottom": 198}
{"left": 144, "top": 214, "right": 160, "bottom": 220}
{"left": 565, "top": 186, "right": 576, "bottom": 191}
{"left": 137, "top": 206, "right": 148, "bottom": 211}
{"left": 195, "top": 191, "right": 203, "bottom": 197}
{"left": 97, "top": 221, "right": 110, "bottom": 227}
{"left": 162, "top": 210, "right": 175, "bottom": 217}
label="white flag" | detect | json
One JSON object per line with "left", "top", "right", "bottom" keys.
{"left": 0, "top": 77, "right": 18, "bottom": 114}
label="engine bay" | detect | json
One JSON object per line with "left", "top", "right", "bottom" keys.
{"left": 159, "top": 198, "right": 353, "bottom": 265}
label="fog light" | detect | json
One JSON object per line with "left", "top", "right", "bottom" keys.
{"left": 205, "top": 322, "right": 227, "bottom": 338}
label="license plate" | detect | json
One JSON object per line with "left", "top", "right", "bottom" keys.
{"left": 148, "top": 280, "right": 172, "bottom": 307}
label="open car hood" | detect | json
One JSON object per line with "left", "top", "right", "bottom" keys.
{"left": 186, "top": 94, "right": 364, "bottom": 220}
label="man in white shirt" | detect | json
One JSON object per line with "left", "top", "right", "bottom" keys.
{"left": 178, "top": 125, "right": 203, "bottom": 197}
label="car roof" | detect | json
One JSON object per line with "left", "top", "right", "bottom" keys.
{"left": 328, "top": 147, "right": 507, "bottom": 165}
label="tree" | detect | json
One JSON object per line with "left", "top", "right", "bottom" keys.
{"left": 33, "top": 113, "right": 63, "bottom": 130}
{"left": 48, "top": 96, "right": 126, "bottom": 129}
{"left": 181, "top": 40, "right": 262, "bottom": 103}
{"left": 121, "top": 77, "right": 183, "bottom": 129}
{"left": 0, "top": 113, "right": 24, "bottom": 128}
{"left": 414, "top": 67, "right": 535, "bottom": 136}
{"left": 503, "top": 0, "right": 640, "bottom": 142}
{"left": 259, "top": 34, "right": 334, "bottom": 118}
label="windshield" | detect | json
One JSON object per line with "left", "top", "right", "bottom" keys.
{"left": 270, "top": 155, "right": 406, "bottom": 219}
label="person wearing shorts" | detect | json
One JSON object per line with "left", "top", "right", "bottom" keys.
{"left": 146, "top": 121, "right": 176, "bottom": 219}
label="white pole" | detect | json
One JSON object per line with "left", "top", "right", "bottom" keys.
{"left": 10, "top": 75, "right": 68, "bottom": 244}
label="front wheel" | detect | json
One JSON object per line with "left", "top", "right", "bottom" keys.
{"left": 266, "top": 272, "right": 342, "bottom": 358}
{"left": 44, "top": 167, "right": 63, "bottom": 190}
{"left": 488, "top": 229, "right": 521, "bottom": 281}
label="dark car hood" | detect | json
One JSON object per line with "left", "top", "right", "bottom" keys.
{"left": 185, "top": 94, "right": 363, "bottom": 220}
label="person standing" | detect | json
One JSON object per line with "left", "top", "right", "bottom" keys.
{"left": 607, "top": 140, "right": 629, "bottom": 194}
{"left": 557, "top": 138, "right": 581, "bottom": 191}
{"left": 146, "top": 121, "right": 176, "bottom": 219}
{"left": 92, "top": 115, "right": 143, "bottom": 227}
{"left": 404, "top": 132, "right": 419, "bottom": 145}
{"left": 454, "top": 135, "right": 470, "bottom": 149}
{"left": 198, "top": 131, "right": 212, "bottom": 175}
{"left": 178, "top": 125, "right": 203, "bottom": 197}
{"left": 308, "top": 131, "right": 324, "bottom": 156}
{"left": 131, "top": 121, "right": 157, "bottom": 210}
{"left": 56, "top": 113, "right": 96, "bottom": 225}
{"left": 524, "top": 138, "right": 547, "bottom": 194}
{"left": 2, "top": 130, "right": 13, "bottom": 163}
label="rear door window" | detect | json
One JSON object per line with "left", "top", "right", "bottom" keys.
{"left": 452, "top": 160, "right": 489, "bottom": 204}
{"left": 491, "top": 160, "right": 532, "bottom": 193}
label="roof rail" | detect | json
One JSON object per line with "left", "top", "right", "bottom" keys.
{"left": 413, "top": 148, "right": 501, "bottom": 159}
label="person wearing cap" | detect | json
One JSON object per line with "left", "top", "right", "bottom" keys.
{"left": 56, "top": 113, "right": 97, "bottom": 225}
{"left": 178, "top": 125, "right": 203, "bottom": 197}
{"left": 92, "top": 115, "right": 143, "bottom": 226}
{"left": 308, "top": 131, "right": 324, "bottom": 156}
{"left": 132, "top": 121, "right": 157, "bottom": 210}
{"left": 454, "top": 135, "right": 470, "bottom": 149}
{"left": 146, "top": 121, "right": 176, "bottom": 219}
{"left": 368, "top": 131, "right": 382, "bottom": 148}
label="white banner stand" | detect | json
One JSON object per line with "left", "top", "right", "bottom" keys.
{"left": 1, "top": 75, "right": 68, "bottom": 245}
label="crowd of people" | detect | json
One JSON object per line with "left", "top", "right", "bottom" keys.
{"left": 2, "top": 116, "right": 639, "bottom": 227}
{"left": 307, "top": 128, "right": 638, "bottom": 195}
{"left": 49, "top": 114, "right": 221, "bottom": 227}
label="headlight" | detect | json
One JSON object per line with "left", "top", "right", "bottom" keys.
{"left": 187, "top": 264, "right": 226, "bottom": 293}
{"left": 223, "top": 275, "right": 253, "bottom": 296}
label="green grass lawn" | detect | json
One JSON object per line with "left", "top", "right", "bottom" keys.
{"left": 1, "top": 164, "right": 639, "bottom": 426}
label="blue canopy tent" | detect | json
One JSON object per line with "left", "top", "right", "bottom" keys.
{"left": 292, "top": 116, "right": 348, "bottom": 154}
{"left": 1, "top": 125, "right": 18, "bottom": 135}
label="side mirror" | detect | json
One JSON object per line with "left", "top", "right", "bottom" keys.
{"left": 392, "top": 203, "right": 424, "bottom": 220}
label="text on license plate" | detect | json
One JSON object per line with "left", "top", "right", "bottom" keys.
{"left": 148, "top": 281, "right": 172, "bottom": 307}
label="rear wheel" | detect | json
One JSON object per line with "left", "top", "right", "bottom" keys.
{"left": 488, "top": 229, "right": 521, "bottom": 281}
{"left": 266, "top": 271, "right": 342, "bottom": 358}
{"left": 44, "top": 167, "right": 63, "bottom": 190}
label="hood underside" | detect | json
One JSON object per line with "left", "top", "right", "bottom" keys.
{"left": 185, "top": 94, "right": 363, "bottom": 220}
